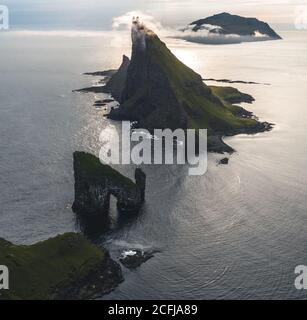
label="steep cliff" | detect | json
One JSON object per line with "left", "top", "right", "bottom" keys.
{"left": 73, "top": 56, "right": 130, "bottom": 96}
{"left": 106, "top": 20, "right": 271, "bottom": 152}
{"left": 72, "top": 152, "right": 146, "bottom": 215}
{"left": 103, "top": 55, "right": 130, "bottom": 102}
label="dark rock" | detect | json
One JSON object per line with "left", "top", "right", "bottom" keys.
{"left": 93, "top": 99, "right": 114, "bottom": 106}
{"left": 103, "top": 55, "right": 130, "bottom": 102}
{"left": 102, "top": 98, "right": 115, "bottom": 103}
{"left": 119, "top": 249, "right": 156, "bottom": 269}
{"left": 231, "top": 106, "right": 254, "bottom": 118}
{"left": 224, "top": 92, "right": 254, "bottom": 104}
{"left": 75, "top": 63, "right": 128, "bottom": 94}
{"left": 76, "top": 212, "right": 111, "bottom": 240}
{"left": 83, "top": 69, "right": 118, "bottom": 77}
{"left": 72, "top": 152, "right": 146, "bottom": 216}
{"left": 135, "top": 168, "right": 146, "bottom": 202}
{"left": 73, "top": 86, "right": 105, "bottom": 93}
{"left": 208, "top": 136, "right": 234, "bottom": 154}
{"left": 203, "top": 78, "right": 270, "bottom": 86}
{"left": 219, "top": 157, "right": 229, "bottom": 165}
{"left": 210, "top": 85, "right": 255, "bottom": 104}
{"left": 94, "top": 102, "right": 107, "bottom": 107}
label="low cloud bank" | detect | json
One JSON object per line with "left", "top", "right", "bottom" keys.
{"left": 173, "top": 23, "right": 272, "bottom": 45}
{"left": 113, "top": 12, "right": 273, "bottom": 45}
{"left": 8, "top": 11, "right": 273, "bottom": 45}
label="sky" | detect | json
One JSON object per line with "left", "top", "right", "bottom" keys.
{"left": 2, "top": 0, "right": 307, "bottom": 30}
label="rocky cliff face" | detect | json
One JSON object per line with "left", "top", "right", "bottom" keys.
{"left": 108, "top": 21, "right": 216, "bottom": 131}
{"left": 74, "top": 20, "right": 272, "bottom": 152}
{"left": 135, "top": 168, "right": 146, "bottom": 202}
{"left": 104, "top": 55, "right": 130, "bottom": 102}
{"left": 106, "top": 20, "right": 271, "bottom": 152}
{"left": 72, "top": 152, "right": 146, "bottom": 215}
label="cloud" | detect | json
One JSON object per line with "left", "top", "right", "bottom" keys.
{"left": 3, "top": 0, "right": 304, "bottom": 29}
{"left": 112, "top": 10, "right": 163, "bottom": 32}
{"left": 172, "top": 23, "right": 273, "bottom": 45}
{"left": 111, "top": 11, "right": 276, "bottom": 45}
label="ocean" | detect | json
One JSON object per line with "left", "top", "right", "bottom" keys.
{"left": 0, "top": 29, "right": 307, "bottom": 299}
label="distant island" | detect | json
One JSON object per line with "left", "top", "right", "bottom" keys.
{"left": 177, "top": 12, "right": 282, "bottom": 45}
{"left": 77, "top": 18, "right": 272, "bottom": 153}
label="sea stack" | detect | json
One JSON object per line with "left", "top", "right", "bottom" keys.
{"left": 72, "top": 152, "right": 146, "bottom": 215}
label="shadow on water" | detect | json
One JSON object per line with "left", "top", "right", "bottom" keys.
{"left": 74, "top": 198, "right": 145, "bottom": 242}
{"left": 75, "top": 213, "right": 111, "bottom": 241}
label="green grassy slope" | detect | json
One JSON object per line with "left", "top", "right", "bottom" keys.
{"left": 0, "top": 233, "right": 107, "bottom": 300}
{"left": 73, "top": 152, "right": 135, "bottom": 188}
{"left": 111, "top": 27, "right": 260, "bottom": 136}
{"left": 147, "top": 33, "right": 258, "bottom": 133}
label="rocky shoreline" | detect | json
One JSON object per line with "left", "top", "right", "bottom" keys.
{"left": 54, "top": 250, "right": 123, "bottom": 300}
{"left": 209, "top": 120, "right": 272, "bottom": 153}
{"left": 0, "top": 152, "right": 148, "bottom": 300}
{"left": 76, "top": 72, "right": 272, "bottom": 155}
{"left": 203, "top": 78, "right": 270, "bottom": 86}
{"left": 83, "top": 69, "right": 117, "bottom": 77}
{"left": 2, "top": 20, "right": 275, "bottom": 301}
{"left": 75, "top": 21, "right": 273, "bottom": 154}
{"left": 0, "top": 233, "right": 123, "bottom": 300}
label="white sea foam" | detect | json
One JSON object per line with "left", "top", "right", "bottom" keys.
{"left": 121, "top": 250, "right": 138, "bottom": 258}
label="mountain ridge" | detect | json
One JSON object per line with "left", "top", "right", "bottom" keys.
{"left": 75, "top": 19, "right": 272, "bottom": 152}
{"left": 106, "top": 20, "right": 272, "bottom": 152}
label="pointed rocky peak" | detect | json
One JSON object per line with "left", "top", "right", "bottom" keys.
{"left": 106, "top": 21, "right": 271, "bottom": 152}
{"left": 121, "top": 54, "right": 130, "bottom": 67}
{"left": 104, "top": 54, "right": 130, "bottom": 102}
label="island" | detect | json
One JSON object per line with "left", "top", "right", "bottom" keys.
{"left": 75, "top": 19, "right": 272, "bottom": 153}
{"left": 72, "top": 152, "right": 146, "bottom": 216}
{"left": 96, "top": 19, "right": 271, "bottom": 153}
{"left": 178, "top": 12, "right": 282, "bottom": 44}
{"left": 0, "top": 233, "right": 123, "bottom": 300}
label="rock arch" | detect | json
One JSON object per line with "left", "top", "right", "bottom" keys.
{"left": 72, "top": 152, "right": 146, "bottom": 215}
